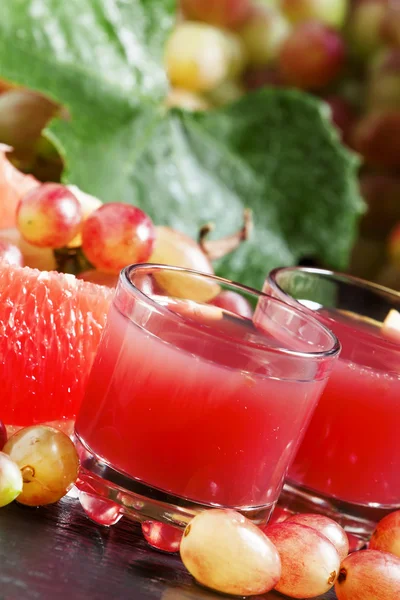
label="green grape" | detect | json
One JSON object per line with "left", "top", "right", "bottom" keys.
{"left": 3, "top": 425, "right": 79, "bottom": 506}
{"left": 0, "top": 452, "right": 23, "bottom": 507}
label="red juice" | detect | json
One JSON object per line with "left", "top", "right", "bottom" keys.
{"left": 76, "top": 300, "right": 329, "bottom": 509}
{"left": 288, "top": 310, "right": 400, "bottom": 507}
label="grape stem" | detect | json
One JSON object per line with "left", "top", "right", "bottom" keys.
{"left": 198, "top": 208, "right": 253, "bottom": 262}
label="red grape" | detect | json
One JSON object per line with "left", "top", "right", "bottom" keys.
{"left": 279, "top": 22, "right": 346, "bottom": 89}
{"left": 142, "top": 521, "right": 183, "bottom": 553}
{"left": 324, "top": 95, "right": 357, "bottom": 144}
{"left": 352, "top": 110, "right": 400, "bottom": 169}
{"left": 266, "top": 521, "right": 340, "bottom": 597}
{"left": 335, "top": 550, "right": 400, "bottom": 599}
{"left": 286, "top": 513, "right": 349, "bottom": 561}
{"left": 0, "top": 420, "right": 7, "bottom": 451}
{"left": 82, "top": 203, "right": 155, "bottom": 273}
{"left": 281, "top": 0, "right": 348, "bottom": 28}
{"left": 17, "top": 183, "right": 83, "bottom": 248}
{"left": 210, "top": 290, "right": 253, "bottom": 318}
{"left": 239, "top": 4, "right": 291, "bottom": 67}
{"left": 0, "top": 239, "right": 24, "bottom": 267}
{"left": 180, "top": 509, "right": 281, "bottom": 596}
{"left": 180, "top": 0, "right": 251, "bottom": 29}
{"left": 369, "top": 510, "right": 400, "bottom": 558}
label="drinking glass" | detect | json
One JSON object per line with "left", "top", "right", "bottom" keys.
{"left": 74, "top": 264, "right": 339, "bottom": 529}
{"left": 266, "top": 267, "right": 400, "bottom": 539}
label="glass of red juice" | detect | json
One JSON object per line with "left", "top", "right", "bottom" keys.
{"left": 266, "top": 266, "right": 400, "bottom": 540}
{"left": 74, "top": 264, "right": 339, "bottom": 529}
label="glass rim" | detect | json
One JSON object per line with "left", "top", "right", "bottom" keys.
{"left": 269, "top": 266, "right": 400, "bottom": 300}
{"left": 119, "top": 263, "right": 341, "bottom": 361}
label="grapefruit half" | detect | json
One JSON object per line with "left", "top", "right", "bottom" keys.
{"left": 0, "top": 263, "right": 112, "bottom": 426}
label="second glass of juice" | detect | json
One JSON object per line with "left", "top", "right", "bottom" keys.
{"left": 266, "top": 267, "right": 400, "bottom": 539}
{"left": 75, "top": 264, "right": 339, "bottom": 528}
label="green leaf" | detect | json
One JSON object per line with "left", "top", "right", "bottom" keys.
{"left": 0, "top": 0, "right": 364, "bottom": 289}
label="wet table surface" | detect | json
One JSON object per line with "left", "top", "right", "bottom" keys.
{"left": 0, "top": 496, "right": 337, "bottom": 600}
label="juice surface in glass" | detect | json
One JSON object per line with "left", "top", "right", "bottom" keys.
{"left": 288, "top": 310, "right": 400, "bottom": 507}
{"left": 76, "top": 271, "right": 336, "bottom": 511}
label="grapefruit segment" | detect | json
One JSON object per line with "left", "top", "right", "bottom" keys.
{"left": 0, "top": 144, "right": 39, "bottom": 229}
{"left": 0, "top": 263, "right": 112, "bottom": 426}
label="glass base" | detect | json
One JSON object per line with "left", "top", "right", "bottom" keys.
{"left": 279, "top": 481, "right": 400, "bottom": 546}
{"left": 74, "top": 433, "right": 275, "bottom": 529}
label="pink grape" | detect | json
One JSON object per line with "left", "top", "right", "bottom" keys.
{"left": 239, "top": 4, "right": 291, "bottom": 67}
{"left": 286, "top": 513, "right": 349, "bottom": 561}
{"left": 0, "top": 420, "right": 7, "bottom": 450}
{"left": 180, "top": 509, "right": 281, "bottom": 596}
{"left": 210, "top": 290, "right": 253, "bottom": 318}
{"left": 82, "top": 203, "right": 155, "bottom": 273}
{"left": 266, "top": 521, "right": 340, "bottom": 597}
{"left": 0, "top": 239, "right": 24, "bottom": 267}
{"left": 17, "top": 183, "right": 83, "bottom": 248}
{"left": 180, "top": 0, "right": 251, "bottom": 29}
{"left": 369, "top": 511, "right": 400, "bottom": 558}
{"left": 79, "top": 491, "right": 122, "bottom": 526}
{"left": 335, "top": 550, "right": 400, "bottom": 600}
{"left": 279, "top": 22, "right": 346, "bottom": 89}
{"left": 281, "top": 0, "right": 348, "bottom": 28}
{"left": 142, "top": 521, "right": 182, "bottom": 553}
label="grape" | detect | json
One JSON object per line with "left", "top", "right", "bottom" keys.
{"left": 366, "top": 49, "right": 400, "bottom": 112}
{"left": 369, "top": 511, "right": 400, "bottom": 558}
{"left": 180, "top": 0, "right": 251, "bottom": 29}
{"left": 360, "top": 173, "right": 400, "bottom": 240}
{"left": 149, "top": 226, "right": 219, "bottom": 302}
{"left": 79, "top": 491, "right": 122, "bottom": 526}
{"left": 3, "top": 425, "right": 79, "bottom": 506}
{"left": 324, "top": 95, "right": 357, "bottom": 144}
{"left": 348, "top": 0, "right": 387, "bottom": 60}
{"left": 209, "top": 290, "right": 253, "bottom": 318}
{"left": 0, "top": 239, "right": 24, "bottom": 266}
{"left": 381, "top": 4, "right": 400, "bottom": 46}
{"left": 16, "top": 183, "right": 83, "bottom": 249}
{"left": 286, "top": 513, "right": 349, "bottom": 561}
{"left": 266, "top": 505, "right": 293, "bottom": 525}
{"left": 0, "top": 420, "right": 7, "bottom": 450}
{"left": 279, "top": 22, "right": 346, "bottom": 89}
{"left": 238, "top": 5, "right": 291, "bottom": 67}
{"left": 142, "top": 521, "right": 183, "bottom": 553}
{"left": 165, "top": 88, "right": 210, "bottom": 111}
{"left": 82, "top": 203, "right": 155, "bottom": 274}
{"left": 335, "top": 550, "right": 400, "bottom": 600}
{"left": 266, "top": 521, "right": 340, "bottom": 597}
{"left": 0, "top": 452, "right": 23, "bottom": 507}
{"left": 165, "top": 23, "right": 241, "bottom": 92}
{"left": 180, "top": 509, "right": 281, "bottom": 596}
{"left": 281, "top": 0, "right": 348, "bottom": 28}
{"left": 352, "top": 110, "right": 400, "bottom": 169}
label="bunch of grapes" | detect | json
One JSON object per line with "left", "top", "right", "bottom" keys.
{"left": 165, "top": 0, "right": 400, "bottom": 288}
{"left": 0, "top": 181, "right": 253, "bottom": 315}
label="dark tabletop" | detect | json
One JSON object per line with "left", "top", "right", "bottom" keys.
{"left": 0, "top": 496, "right": 337, "bottom": 600}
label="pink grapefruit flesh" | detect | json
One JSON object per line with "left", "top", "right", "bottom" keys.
{"left": 0, "top": 263, "right": 112, "bottom": 426}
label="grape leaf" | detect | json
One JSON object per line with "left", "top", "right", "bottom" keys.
{"left": 0, "top": 0, "right": 364, "bottom": 288}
